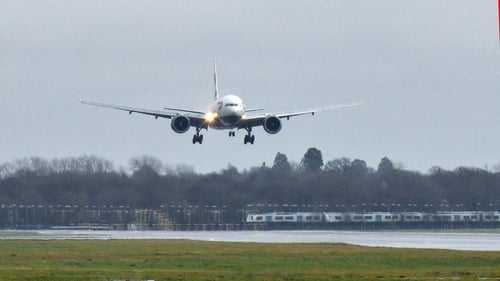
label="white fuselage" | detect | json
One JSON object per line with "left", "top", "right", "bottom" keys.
{"left": 207, "top": 95, "right": 246, "bottom": 129}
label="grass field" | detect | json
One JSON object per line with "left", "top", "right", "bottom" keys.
{"left": 0, "top": 240, "right": 499, "bottom": 281}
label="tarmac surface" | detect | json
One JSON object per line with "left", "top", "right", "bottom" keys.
{"left": 1, "top": 230, "right": 499, "bottom": 251}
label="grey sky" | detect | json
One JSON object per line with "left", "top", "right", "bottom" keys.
{"left": 1, "top": 1, "right": 499, "bottom": 173}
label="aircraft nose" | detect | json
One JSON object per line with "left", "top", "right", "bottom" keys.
{"left": 224, "top": 106, "right": 243, "bottom": 116}
{"left": 221, "top": 114, "right": 241, "bottom": 124}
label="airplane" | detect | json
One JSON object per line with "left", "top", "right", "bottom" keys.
{"left": 80, "top": 63, "right": 362, "bottom": 144}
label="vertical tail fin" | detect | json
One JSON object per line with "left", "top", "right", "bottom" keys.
{"left": 214, "top": 61, "right": 219, "bottom": 101}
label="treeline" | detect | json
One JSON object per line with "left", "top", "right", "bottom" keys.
{"left": 1, "top": 149, "right": 499, "bottom": 214}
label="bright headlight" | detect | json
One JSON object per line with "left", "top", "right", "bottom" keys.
{"left": 204, "top": 111, "right": 218, "bottom": 123}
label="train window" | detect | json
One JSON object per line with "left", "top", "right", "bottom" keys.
{"left": 406, "top": 216, "right": 412, "bottom": 220}
{"left": 255, "top": 216, "right": 263, "bottom": 221}
{"left": 275, "top": 216, "right": 283, "bottom": 220}
{"left": 313, "top": 216, "right": 320, "bottom": 220}
{"left": 495, "top": 216, "right": 499, "bottom": 220}
{"left": 335, "top": 216, "right": 342, "bottom": 220}
{"left": 364, "top": 216, "right": 373, "bottom": 220}
{"left": 305, "top": 216, "right": 312, "bottom": 220}
{"left": 285, "top": 216, "right": 294, "bottom": 221}
{"left": 385, "top": 216, "right": 391, "bottom": 220}
{"left": 413, "top": 216, "right": 421, "bottom": 220}
{"left": 353, "top": 216, "right": 363, "bottom": 220}
{"left": 471, "top": 216, "right": 478, "bottom": 220}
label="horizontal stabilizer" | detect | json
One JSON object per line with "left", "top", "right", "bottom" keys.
{"left": 163, "top": 107, "right": 205, "bottom": 115}
{"left": 245, "top": 108, "right": 264, "bottom": 113}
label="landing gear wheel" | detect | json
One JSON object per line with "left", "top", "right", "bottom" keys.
{"left": 244, "top": 134, "right": 255, "bottom": 145}
{"left": 229, "top": 131, "right": 235, "bottom": 137}
{"left": 192, "top": 127, "right": 204, "bottom": 144}
{"left": 192, "top": 132, "right": 203, "bottom": 144}
{"left": 243, "top": 127, "right": 255, "bottom": 145}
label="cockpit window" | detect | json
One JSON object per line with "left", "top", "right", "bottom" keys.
{"left": 225, "top": 103, "right": 239, "bottom": 107}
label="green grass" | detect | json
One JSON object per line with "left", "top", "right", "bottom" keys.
{"left": 0, "top": 240, "right": 499, "bottom": 280}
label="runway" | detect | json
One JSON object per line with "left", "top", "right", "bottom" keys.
{"left": 1, "top": 230, "right": 499, "bottom": 251}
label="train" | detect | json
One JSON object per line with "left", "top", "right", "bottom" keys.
{"left": 246, "top": 211, "right": 500, "bottom": 224}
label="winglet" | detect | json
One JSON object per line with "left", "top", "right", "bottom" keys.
{"left": 214, "top": 61, "right": 219, "bottom": 101}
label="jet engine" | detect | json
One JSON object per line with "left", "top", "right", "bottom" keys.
{"left": 170, "top": 115, "right": 190, "bottom": 133}
{"left": 263, "top": 115, "right": 282, "bottom": 134}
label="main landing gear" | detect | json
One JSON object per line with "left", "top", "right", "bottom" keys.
{"left": 228, "top": 130, "right": 253, "bottom": 144}
{"left": 192, "top": 128, "right": 203, "bottom": 144}
{"left": 243, "top": 127, "right": 255, "bottom": 145}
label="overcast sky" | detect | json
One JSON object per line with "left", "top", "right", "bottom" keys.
{"left": 1, "top": 1, "right": 499, "bottom": 173}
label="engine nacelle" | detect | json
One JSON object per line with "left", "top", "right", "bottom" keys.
{"left": 263, "top": 115, "right": 282, "bottom": 134}
{"left": 170, "top": 115, "right": 190, "bottom": 133}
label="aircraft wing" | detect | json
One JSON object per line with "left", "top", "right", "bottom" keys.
{"left": 240, "top": 100, "right": 362, "bottom": 128}
{"left": 274, "top": 100, "right": 363, "bottom": 119}
{"left": 79, "top": 100, "right": 207, "bottom": 128}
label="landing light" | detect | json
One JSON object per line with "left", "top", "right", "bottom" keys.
{"left": 204, "top": 111, "right": 218, "bottom": 123}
